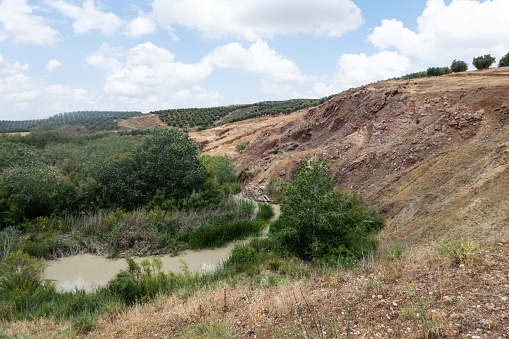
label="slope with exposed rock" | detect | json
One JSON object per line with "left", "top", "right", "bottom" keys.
{"left": 192, "top": 68, "right": 509, "bottom": 250}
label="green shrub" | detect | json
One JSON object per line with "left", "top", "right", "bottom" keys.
{"left": 235, "top": 140, "right": 250, "bottom": 152}
{"left": 108, "top": 257, "right": 179, "bottom": 305}
{"left": 188, "top": 219, "right": 263, "bottom": 249}
{"left": 450, "top": 59, "right": 468, "bottom": 72}
{"left": 426, "top": 66, "right": 452, "bottom": 77}
{"left": 499, "top": 52, "right": 509, "bottom": 67}
{"left": 0, "top": 251, "right": 56, "bottom": 319}
{"left": 473, "top": 54, "right": 496, "bottom": 70}
{"left": 256, "top": 203, "right": 274, "bottom": 222}
{"left": 440, "top": 239, "right": 477, "bottom": 266}
{"left": 272, "top": 157, "right": 384, "bottom": 262}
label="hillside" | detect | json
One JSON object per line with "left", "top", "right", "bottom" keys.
{"left": 3, "top": 68, "right": 509, "bottom": 338}
{"left": 192, "top": 67, "right": 509, "bottom": 252}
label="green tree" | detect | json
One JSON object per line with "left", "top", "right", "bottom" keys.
{"left": 2, "top": 165, "right": 58, "bottom": 219}
{"left": 95, "top": 127, "right": 206, "bottom": 209}
{"left": 272, "top": 157, "right": 384, "bottom": 262}
{"left": 426, "top": 67, "right": 452, "bottom": 77}
{"left": 133, "top": 127, "right": 205, "bottom": 201}
{"left": 499, "top": 52, "right": 509, "bottom": 67}
{"left": 450, "top": 59, "right": 468, "bottom": 72}
{"left": 472, "top": 54, "right": 496, "bottom": 70}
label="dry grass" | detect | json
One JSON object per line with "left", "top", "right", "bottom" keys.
{"left": 4, "top": 239, "right": 507, "bottom": 338}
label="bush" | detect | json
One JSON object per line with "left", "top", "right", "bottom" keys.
{"left": 2, "top": 165, "right": 58, "bottom": 219}
{"left": 108, "top": 257, "right": 179, "bottom": 305}
{"left": 256, "top": 203, "right": 274, "bottom": 222}
{"left": 0, "top": 251, "right": 56, "bottom": 319}
{"left": 272, "top": 157, "right": 384, "bottom": 262}
{"left": 235, "top": 140, "right": 249, "bottom": 152}
{"left": 472, "top": 54, "right": 496, "bottom": 70}
{"left": 188, "top": 219, "right": 263, "bottom": 249}
{"left": 440, "top": 239, "right": 477, "bottom": 266}
{"left": 450, "top": 59, "right": 468, "bottom": 72}
{"left": 499, "top": 52, "right": 509, "bottom": 67}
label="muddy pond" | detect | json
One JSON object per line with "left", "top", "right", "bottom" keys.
{"left": 44, "top": 204, "right": 279, "bottom": 292}
{"left": 44, "top": 243, "right": 236, "bottom": 292}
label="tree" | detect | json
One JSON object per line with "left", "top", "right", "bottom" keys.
{"left": 2, "top": 165, "right": 58, "bottom": 219}
{"left": 426, "top": 67, "right": 452, "bottom": 77}
{"left": 450, "top": 59, "right": 468, "bottom": 73}
{"left": 499, "top": 52, "right": 509, "bottom": 67}
{"left": 472, "top": 54, "right": 496, "bottom": 70}
{"left": 95, "top": 127, "right": 206, "bottom": 209}
{"left": 271, "top": 157, "right": 384, "bottom": 262}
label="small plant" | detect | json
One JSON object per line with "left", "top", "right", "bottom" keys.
{"left": 235, "top": 140, "right": 249, "bottom": 152}
{"left": 384, "top": 243, "right": 406, "bottom": 262}
{"left": 440, "top": 239, "right": 477, "bottom": 266}
{"left": 107, "top": 257, "right": 180, "bottom": 304}
{"left": 0, "top": 227, "right": 20, "bottom": 260}
{"left": 256, "top": 203, "right": 274, "bottom": 222}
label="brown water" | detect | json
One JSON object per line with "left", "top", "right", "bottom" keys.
{"left": 44, "top": 204, "right": 280, "bottom": 292}
{"left": 44, "top": 243, "right": 236, "bottom": 292}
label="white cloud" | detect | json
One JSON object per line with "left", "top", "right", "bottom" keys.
{"left": 151, "top": 0, "right": 362, "bottom": 40}
{"left": 205, "top": 40, "right": 307, "bottom": 85}
{"left": 85, "top": 43, "right": 124, "bottom": 70}
{"left": 0, "top": 55, "right": 30, "bottom": 75}
{"left": 87, "top": 42, "right": 214, "bottom": 100}
{"left": 310, "top": 51, "right": 410, "bottom": 97}
{"left": 369, "top": 0, "right": 509, "bottom": 65}
{"left": 46, "top": 0, "right": 123, "bottom": 35}
{"left": 45, "top": 59, "right": 62, "bottom": 72}
{"left": 0, "top": 0, "right": 59, "bottom": 45}
{"left": 125, "top": 14, "right": 157, "bottom": 38}
{"left": 46, "top": 84, "right": 88, "bottom": 99}
{"left": 1, "top": 74, "right": 40, "bottom": 102}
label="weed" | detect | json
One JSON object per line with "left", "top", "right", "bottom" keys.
{"left": 403, "top": 282, "right": 445, "bottom": 338}
{"left": 0, "top": 227, "right": 20, "bottom": 260}
{"left": 384, "top": 243, "right": 406, "bottom": 262}
{"left": 235, "top": 140, "right": 249, "bottom": 152}
{"left": 440, "top": 239, "right": 477, "bottom": 266}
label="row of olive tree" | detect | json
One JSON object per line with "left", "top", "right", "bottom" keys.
{"left": 410, "top": 52, "right": 509, "bottom": 80}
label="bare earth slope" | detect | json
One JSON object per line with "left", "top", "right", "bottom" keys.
{"left": 192, "top": 68, "right": 509, "bottom": 251}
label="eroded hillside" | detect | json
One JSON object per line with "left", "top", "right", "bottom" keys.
{"left": 191, "top": 68, "right": 509, "bottom": 250}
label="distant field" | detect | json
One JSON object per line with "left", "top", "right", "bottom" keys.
{"left": 0, "top": 111, "right": 143, "bottom": 133}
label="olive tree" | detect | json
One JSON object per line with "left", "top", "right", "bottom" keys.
{"left": 451, "top": 60, "right": 468, "bottom": 73}
{"left": 473, "top": 54, "right": 496, "bottom": 70}
{"left": 499, "top": 52, "right": 509, "bottom": 67}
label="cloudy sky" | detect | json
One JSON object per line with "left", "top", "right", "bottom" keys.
{"left": 1, "top": 0, "right": 508, "bottom": 121}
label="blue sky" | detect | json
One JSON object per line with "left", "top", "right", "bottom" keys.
{"left": 0, "top": 0, "right": 508, "bottom": 121}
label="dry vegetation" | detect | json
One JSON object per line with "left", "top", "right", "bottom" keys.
{"left": 3, "top": 240, "right": 508, "bottom": 338}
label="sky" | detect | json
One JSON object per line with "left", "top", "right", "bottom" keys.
{"left": 0, "top": 0, "right": 508, "bottom": 121}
